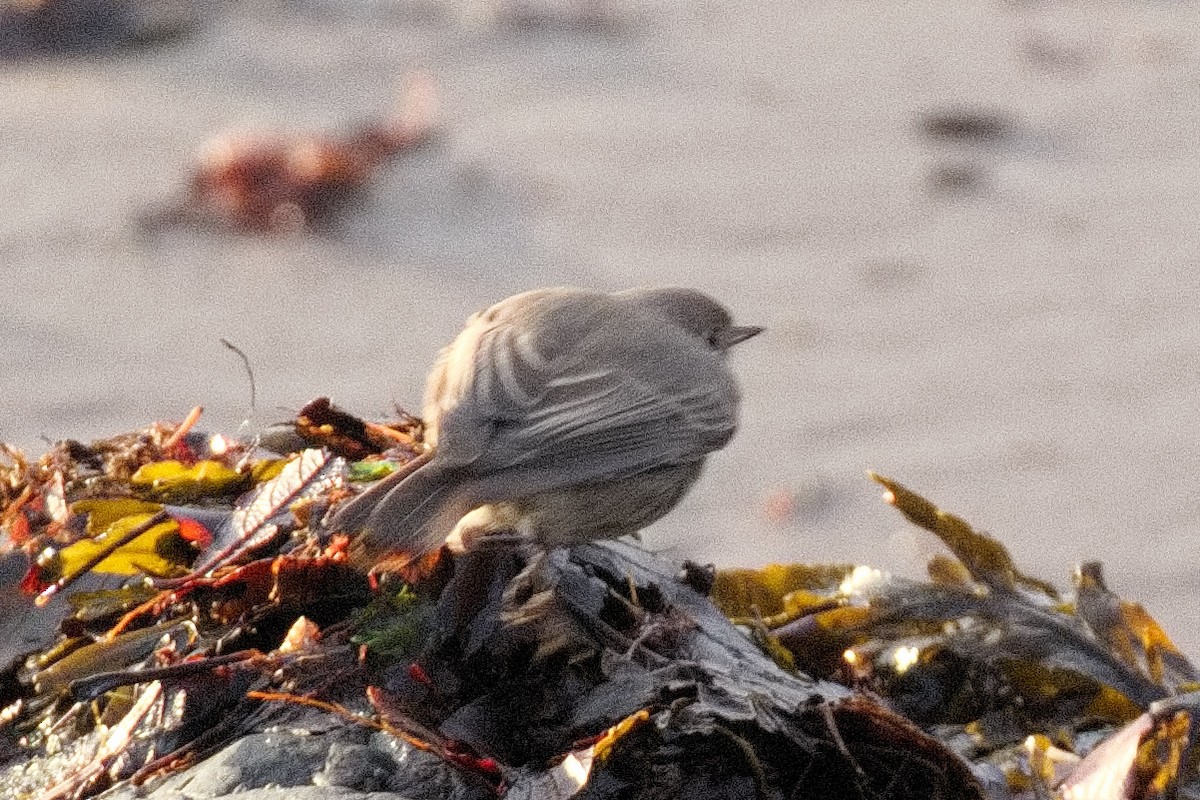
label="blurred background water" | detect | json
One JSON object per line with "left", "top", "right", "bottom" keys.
{"left": 3, "top": 0, "right": 1200, "bottom": 651}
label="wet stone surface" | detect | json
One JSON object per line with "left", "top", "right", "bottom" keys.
{"left": 99, "top": 725, "right": 471, "bottom": 800}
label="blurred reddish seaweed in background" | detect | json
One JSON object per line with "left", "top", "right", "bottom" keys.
{"left": 145, "top": 73, "right": 439, "bottom": 235}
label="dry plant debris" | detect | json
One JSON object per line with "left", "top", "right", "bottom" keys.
{"left": 0, "top": 405, "right": 1195, "bottom": 800}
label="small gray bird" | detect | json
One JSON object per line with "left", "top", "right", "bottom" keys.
{"left": 331, "top": 287, "right": 761, "bottom": 571}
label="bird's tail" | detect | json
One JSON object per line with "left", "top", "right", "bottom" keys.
{"left": 329, "top": 453, "right": 479, "bottom": 572}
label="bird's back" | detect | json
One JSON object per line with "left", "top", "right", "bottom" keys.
{"left": 335, "top": 286, "right": 756, "bottom": 570}
{"left": 424, "top": 288, "right": 741, "bottom": 479}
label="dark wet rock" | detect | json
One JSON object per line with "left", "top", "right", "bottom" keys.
{"left": 153, "top": 730, "right": 339, "bottom": 796}
{"left": 99, "top": 724, "right": 480, "bottom": 800}
{"left": 366, "top": 732, "right": 476, "bottom": 800}
{"left": 107, "top": 786, "right": 408, "bottom": 800}
{"left": 318, "top": 742, "right": 399, "bottom": 792}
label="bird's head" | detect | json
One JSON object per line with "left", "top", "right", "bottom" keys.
{"left": 624, "top": 287, "right": 763, "bottom": 353}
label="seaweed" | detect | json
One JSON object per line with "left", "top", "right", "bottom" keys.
{"left": 0, "top": 409, "right": 1194, "bottom": 800}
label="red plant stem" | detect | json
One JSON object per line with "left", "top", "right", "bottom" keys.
{"left": 162, "top": 406, "right": 205, "bottom": 451}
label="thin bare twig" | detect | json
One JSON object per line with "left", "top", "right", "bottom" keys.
{"left": 220, "top": 338, "right": 257, "bottom": 413}
{"left": 821, "top": 703, "right": 871, "bottom": 791}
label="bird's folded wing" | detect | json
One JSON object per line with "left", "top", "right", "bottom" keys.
{"left": 459, "top": 326, "right": 738, "bottom": 482}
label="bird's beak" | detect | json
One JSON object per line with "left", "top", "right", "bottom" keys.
{"left": 719, "top": 325, "right": 764, "bottom": 349}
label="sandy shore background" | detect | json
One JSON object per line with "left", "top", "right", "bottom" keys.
{"left": 4, "top": 0, "right": 1200, "bottom": 652}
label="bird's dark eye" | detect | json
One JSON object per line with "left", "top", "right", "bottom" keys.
{"left": 706, "top": 330, "right": 722, "bottom": 350}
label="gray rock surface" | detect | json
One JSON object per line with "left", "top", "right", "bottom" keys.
{"left": 99, "top": 726, "right": 475, "bottom": 800}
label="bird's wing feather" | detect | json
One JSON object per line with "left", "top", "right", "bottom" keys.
{"left": 444, "top": 324, "right": 738, "bottom": 483}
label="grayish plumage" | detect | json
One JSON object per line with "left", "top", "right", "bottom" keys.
{"left": 330, "top": 286, "right": 762, "bottom": 570}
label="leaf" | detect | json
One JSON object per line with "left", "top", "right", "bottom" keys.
{"left": 231, "top": 449, "right": 337, "bottom": 541}
{"left": 34, "top": 510, "right": 179, "bottom": 602}
{"left": 1118, "top": 603, "right": 1195, "bottom": 687}
{"left": 927, "top": 554, "right": 974, "bottom": 586}
{"left": 32, "top": 621, "right": 185, "bottom": 693}
{"left": 73, "top": 498, "right": 164, "bottom": 536}
{"left": 250, "top": 458, "right": 290, "bottom": 484}
{"left": 594, "top": 708, "right": 651, "bottom": 762}
{"left": 868, "top": 472, "right": 1057, "bottom": 598}
{"left": 1137, "top": 709, "right": 1190, "bottom": 798}
{"left": 56, "top": 512, "right": 183, "bottom": 577}
{"left": 711, "top": 563, "right": 856, "bottom": 619}
{"left": 130, "top": 460, "right": 247, "bottom": 502}
{"left": 186, "top": 449, "right": 343, "bottom": 577}
{"left": 348, "top": 460, "right": 397, "bottom": 483}
{"left": 1074, "top": 562, "right": 1198, "bottom": 692}
{"left": 175, "top": 517, "right": 212, "bottom": 548}
{"left": 66, "top": 583, "right": 162, "bottom": 625}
